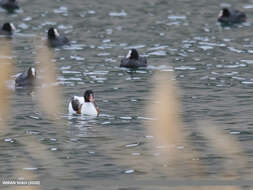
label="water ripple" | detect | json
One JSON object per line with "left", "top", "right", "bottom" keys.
{"left": 109, "top": 10, "right": 127, "bottom": 17}
{"left": 227, "top": 47, "right": 244, "bottom": 53}
{"left": 223, "top": 63, "right": 246, "bottom": 68}
{"left": 243, "top": 4, "right": 253, "bottom": 9}
{"left": 63, "top": 44, "right": 85, "bottom": 50}
{"left": 148, "top": 65, "right": 173, "bottom": 71}
{"left": 97, "top": 52, "right": 110, "bottom": 56}
{"left": 62, "top": 70, "right": 81, "bottom": 74}
{"left": 124, "top": 169, "right": 135, "bottom": 174}
{"left": 198, "top": 42, "right": 226, "bottom": 47}
{"left": 84, "top": 71, "right": 109, "bottom": 76}
{"left": 199, "top": 46, "right": 213, "bottom": 51}
{"left": 57, "top": 76, "right": 82, "bottom": 81}
{"left": 120, "top": 116, "right": 132, "bottom": 120}
{"left": 148, "top": 45, "right": 168, "bottom": 51}
{"left": 241, "top": 60, "right": 253, "bottom": 64}
{"left": 148, "top": 50, "right": 167, "bottom": 56}
{"left": 54, "top": 6, "right": 68, "bottom": 15}
{"left": 70, "top": 56, "right": 85, "bottom": 61}
{"left": 167, "top": 15, "right": 186, "bottom": 20}
{"left": 23, "top": 168, "right": 38, "bottom": 171}
{"left": 125, "top": 143, "right": 139, "bottom": 148}
{"left": 125, "top": 45, "right": 146, "bottom": 49}
{"left": 241, "top": 81, "right": 253, "bottom": 85}
{"left": 174, "top": 66, "right": 196, "bottom": 70}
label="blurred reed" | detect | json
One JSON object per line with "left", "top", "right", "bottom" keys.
{"left": 11, "top": 161, "right": 41, "bottom": 190}
{"left": 147, "top": 72, "right": 183, "bottom": 146}
{"left": 0, "top": 37, "right": 248, "bottom": 189}
{"left": 18, "top": 136, "right": 73, "bottom": 179}
{"left": 35, "top": 40, "right": 63, "bottom": 120}
{"left": 0, "top": 39, "right": 41, "bottom": 190}
{"left": 0, "top": 39, "right": 13, "bottom": 129}
{"left": 198, "top": 121, "right": 246, "bottom": 178}
{"left": 143, "top": 71, "right": 248, "bottom": 189}
{"left": 146, "top": 72, "right": 204, "bottom": 176}
{"left": 1, "top": 39, "right": 71, "bottom": 190}
{"left": 9, "top": 183, "right": 40, "bottom": 190}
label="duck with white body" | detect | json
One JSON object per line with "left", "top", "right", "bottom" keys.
{"left": 68, "top": 90, "right": 99, "bottom": 116}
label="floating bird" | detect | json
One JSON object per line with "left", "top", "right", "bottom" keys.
{"left": 47, "top": 27, "right": 70, "bottom": 47}
{"left": 15, "top": 67, "right": 36, "bottom": 87}
{"left": 0, "top": 22, "right": 16, "bottom": 36}
{"left": 68, "top": 90, "right": 99, "bottom": 116}
{"left": 0, "top": 0, "right": 19, "bottom": 12}
{"left": 120, "top": 49, "right": 147, "bottom": 69}
{"left": 218, "top": 8, "right": 246, "bottom": 24}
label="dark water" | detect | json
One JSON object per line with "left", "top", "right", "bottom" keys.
{"left": 1, "top": 0, "right": 253, "bottom": 189}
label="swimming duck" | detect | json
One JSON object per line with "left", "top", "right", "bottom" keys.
{"left": 217, "top": 8, "right": 246, "bottom": 24}
{"left": 68, "top": 90, "right": 99, "bottom": 116}
{"left": 0, "top": 0, "right": 19, "bottom": 12}
{"left": 15, "top": 67, "right": 36, "bottom": 87}
{"left": 47, "top": 27, "right": 70, "bottom": 47}
{"left": 120, "top": 49, "right": 147, "bottom": 69}
{"left": 0, "top": 22, "right": 16, "bottom": 35}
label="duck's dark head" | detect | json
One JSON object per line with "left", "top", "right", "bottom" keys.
{"left": 4, "top": 0, "right": 19, "bottom": 6}
{"left": 126, "top": 49, "right": 139, "bottom": 60}
{"left": 84, "top": 90, "right": 94, "bottom": 102}
{"left": 218, "top": 8, "right": 230, "bottom": 20}
{"left": 71, "top": 98, "right": 82, "bottom": 113}
{"left": 48, "top": 27, "right": 60, "bottom": 40}
{"left": 2, "top": 22, "right": 16, "bottom": 33}
{"left": 27, "top": 67, "right": 36, "bottom": 78}
{"left": 2, "top": 0, "right": 19, "bottom": 12}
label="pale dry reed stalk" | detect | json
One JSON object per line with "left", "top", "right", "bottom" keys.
{"left": 11, "top": 162, "right": 41, "bottom": 190}
{"left": 198, "top": 121, "right": 246, "bottom": 178}
{"left": 144, "top": 71, "right": 245, "bottom": 189}
{"left": 97, "top": 72, "right": 204, "bottom": 178}
{"left": 146, "top": 72, "right": 204, "bottom": 176}
{"left": 0, "top": 40, "right": 41, "bottom": 190}
{"left": 19, "top": 136, "right": 71, "bottom": 178}
{"left": 147, "top": 72, "right": 183, "bottom": 146}
{"left": 0, "top": 39, "right": 13, "bottom": 129}
{"left": 35, "top": 41, "right": 62, "bottom": 120}
{"left": 9, "top": 184, "right": 41, "bottom": 190}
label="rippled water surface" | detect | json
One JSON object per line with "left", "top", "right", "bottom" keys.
{"left": 1, "top": 0, "right": 253, "bottom": 189}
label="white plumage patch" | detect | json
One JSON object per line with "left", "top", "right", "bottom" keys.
{"left": 10, "top": 23, "right": 16, "bottom": 31}
{"left": 31, "top": 68, "right": 36, "bottom": 77}
{"left": 54, "top": 29, "right": 60, "bottom": 37}
{"left": 218, "top": 10, "right": 223, "bottom": 18}
{"left": 68, "top": 96, "right": 97, "bottom": 116}
{"left": 126, "top": 50, "right": 132, "bottom": 59}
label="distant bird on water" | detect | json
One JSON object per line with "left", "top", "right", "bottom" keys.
{"left": 0, "top": 0, "right": 19, "bottom": 12}
{"left": 68, "top": 90, "right": 99, "bottom": 116}
{"left": 120, "top": 49, "right": 147, "bottom": 69}
{"left": 0, "top": 22, "right": 16, "bottom": 36}
{"left": 217, "top": 8, "right": 246, "bottom": 24}
{"left": 47, "top": 27, "right": 70, "bottom": 47}
{"left": 15, "top": 67, "right": 36, "bottom": 87}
